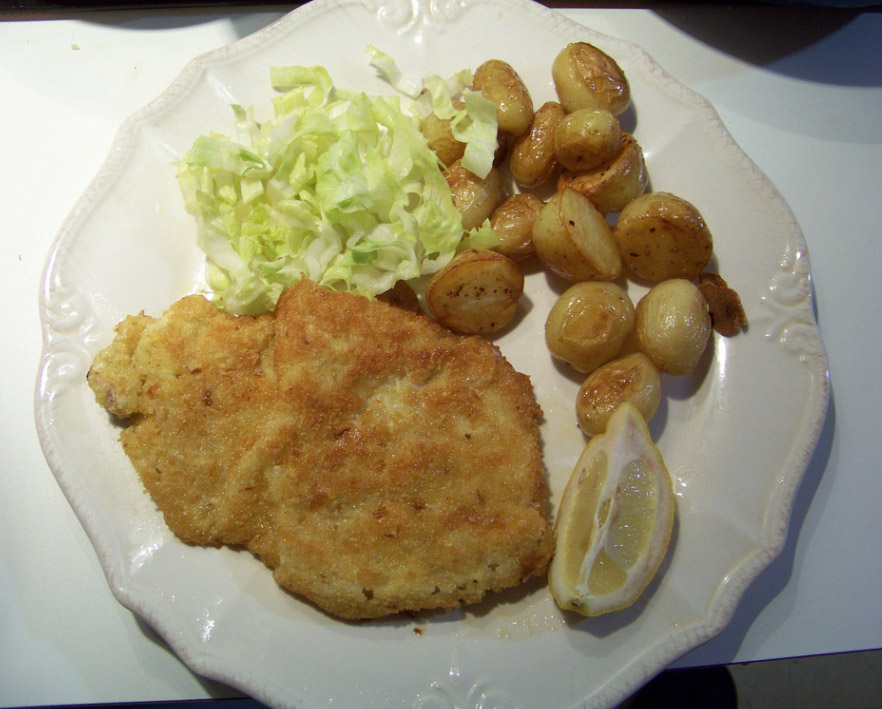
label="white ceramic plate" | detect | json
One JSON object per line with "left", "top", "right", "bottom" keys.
{"left": 35, "top": 0, "right": 829, "bottom": 707}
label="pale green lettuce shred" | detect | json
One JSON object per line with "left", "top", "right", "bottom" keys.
{"left": 177, "top": 64, "right": 492, "bottom": 316}
{"left": 367, "top": 46, "right": 500, "bottom": 180}
{"left": 364, "top": 45, "right": 424, "bottom": 99}
{"left": 451, "top": 89, "right": 500, "bottom": 180}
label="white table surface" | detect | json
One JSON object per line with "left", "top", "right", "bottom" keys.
{"left": 2, "top": 4, "right": 880, "bottom": 706}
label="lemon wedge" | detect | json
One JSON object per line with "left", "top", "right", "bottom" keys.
{"left": 549, "top": 402, "right": 675, "bottom": 616}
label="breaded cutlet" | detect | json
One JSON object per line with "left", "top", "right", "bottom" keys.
{"left": 87, "top": 280, "right": 553, "bottom": 619}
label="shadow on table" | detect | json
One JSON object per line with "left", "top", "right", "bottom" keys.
{"left": 132, "top": 613, "right": 270, "bottom": 705}
{"left": 15, "top": 1, "right": 880, "bottom": 92}
{"left": 651, "top": 4, "right": 881, "bottom": 87}
{"left": 1, "top": 3, "right": 292, "bottom": 35}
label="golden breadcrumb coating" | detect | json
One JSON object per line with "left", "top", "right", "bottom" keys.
{"left": 88, "top": 280, "right": 552, "bottom": 619}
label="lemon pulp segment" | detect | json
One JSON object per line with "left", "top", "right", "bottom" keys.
{"left": 556, "top": 450, "right": 607, "bottom": 593}
{"left": 549, "top": 402, "right": 675, "bottom": 616}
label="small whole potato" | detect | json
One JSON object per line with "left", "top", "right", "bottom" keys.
{"left": 553, "top": 108, "right": 622, "bottom": 172}
{"left": 420, "top": 101, "right": 466, "bottom": 167}
{"left": 426, "top": 249, "right": 524, "bottom": 335}
{"left": 576, "top": 353, "right": 662, "bottom": 437}
{"left": 635, "top": 278, "right": 711, "bottom": 375}
{"left": 557, "top": 132, "right": 648, "bottom": 214}
{"left": 532, "top": 187, "right": 622, "bottom": 282}
{"left": 444, "top": 160, "right": 504, "bottom": 232}
{"left": 510, "top": 101, "right": 567, "bottom": 188}
{"left": 545, "top": 281, "right": 635, "bottom": 374}
{"left": 489, "top": 193, "right": 545, "bottom": 261}
{"left": 552, "top": 42, "right": 631, "bottom": 116}
{"left": 614, "top": 191, "right": 714, "bottom": 282}
{"left": 473, "top": 59, "right": 534, "bottom": 137}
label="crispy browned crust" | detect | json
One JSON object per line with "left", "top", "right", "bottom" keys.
{"left": 698, "top": 272, "right": 748, "bottom": 337}
{"left": 87, "top": 281, "right": 552, "bottom": 619}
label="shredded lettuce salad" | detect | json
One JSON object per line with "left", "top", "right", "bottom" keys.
{"left": 176, "top": 52, "right": 499, "bottom": 315}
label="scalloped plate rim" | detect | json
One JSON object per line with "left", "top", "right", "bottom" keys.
{"left": 34, "top": 0, "right": 830, "bottom": 707}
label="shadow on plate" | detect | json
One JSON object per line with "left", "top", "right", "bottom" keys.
{"left": 673, "top": 383, "right": 835, "bottom": 665}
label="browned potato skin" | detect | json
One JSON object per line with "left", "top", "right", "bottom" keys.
{"left": 420, "top": 100, "right": 466, "bottom": 167}
{"left": 552, "top": 108, "right": 622, "bottom": 172}
{"left": 614, "top": 192, "right": 713, "bottom": 282}
{"left": 635, "top": 278, "right": 711, "bottom": 375}
{"left": 552, "top": 42, "right": 631, "bottom": 116}
{"left": 544, "top": 281, "right": 635, "bottom": 374}
{"left": 698, "top": 272, "right": 748, "bottom": 336}
{"left": 444, "top": 160, "right": 504, "bottom": 232}
{"left": 473, "top": 59, "right": 534, "bottom": 137}
{"left": 489, "top": 193, "right": 545, "bottom": 261}
{"left": 575, "top": 352, "right": 662, "bottom": 437}
{"left": 557, "top": 132, "right": 647, "bottom": 214}
{"left": 510, "top": 101, "right": 566, "bottom": 188}
{"left": 426, "top": 249, "right": 524, "bottom": 335}
{"left": 532, "top": 187, "right": 622, "bottom": 282}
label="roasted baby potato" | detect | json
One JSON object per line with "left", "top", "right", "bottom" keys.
{"left": 553, "top": 107, "right": 621, "bottom": 172}
{"left": 489, "top": 193, "right": 545, "bottom": 261}
{"left": 426, "top": 249, "right": 524, "bottom": 335}
{"left": 473, "top": 59, "right": 534, "bottom": 137}
{"left": 614, "top": 191, "right": 714, "bottom": 282}
{"left": 510, "top": 101, "right": 566, "bottom": 188}
{"left": 552, "top": 42, "right": 631, "bottom": 116}
{"left": 545, "top": 281, "right": 635, "bottom": 374}
{"left": 444, "top": 160, "right": 504, "bottom": 232}
{"left": 575, "top": 352, "right": 662, "bottom": 437}
{"left": 635, "top": 278, "right": 711, "bottom": 375}
{"left": 420, "top": 100, "right": 466, "bottom": 167}
{"left": 532, "top": 186, "right": 622, "bottom": 282}
{"left": 557, "top": 132, "right": 647, "bottom": 214}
